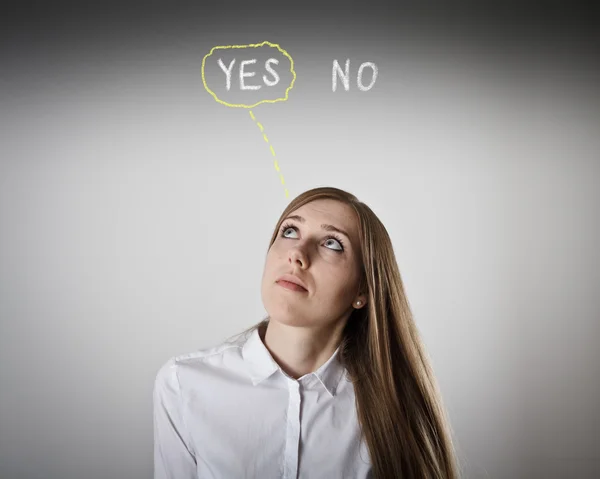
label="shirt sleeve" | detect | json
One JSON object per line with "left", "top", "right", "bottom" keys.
{"left": 153, "top": 358, "right": 197, "bottom": 479}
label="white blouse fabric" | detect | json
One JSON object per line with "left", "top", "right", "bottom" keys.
{"left": 153, "top": 325, "right": 373, "bottom": 479}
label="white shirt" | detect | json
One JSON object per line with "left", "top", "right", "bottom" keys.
{"left": 153, "top": 326, "right": 373, "bottom": 479}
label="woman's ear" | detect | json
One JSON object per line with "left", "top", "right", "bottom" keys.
{"left": 352, "top": 295, "right": 367, "bottom": 309}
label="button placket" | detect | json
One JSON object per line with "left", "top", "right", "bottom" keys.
{"left": 282, "top": 379, "right": 301, "bottom": 479}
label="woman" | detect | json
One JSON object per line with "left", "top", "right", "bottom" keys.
{"left": 154, "top": 186, "right": 461, "bottom": 478}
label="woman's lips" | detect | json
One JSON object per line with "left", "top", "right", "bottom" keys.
{"left": 277, "top": 280, "right": 308, "bottom": 292}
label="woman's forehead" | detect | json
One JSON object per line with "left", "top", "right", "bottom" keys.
{"left": 287, "top": 199, "right": 359, "bottom": 237}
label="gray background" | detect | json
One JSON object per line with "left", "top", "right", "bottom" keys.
{"left": 1, "top": 1, "right": 599, "bottom": 478}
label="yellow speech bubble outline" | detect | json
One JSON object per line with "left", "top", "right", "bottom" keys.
{"left": 201, "top": 41, "right": 296, "bottom": 108}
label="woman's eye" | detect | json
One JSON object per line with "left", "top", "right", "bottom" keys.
{"left": 282, "top": 226, "right": 344, "bottom": 252}
{"left": 324, "top": 238, "right": 343, "bottom": 251}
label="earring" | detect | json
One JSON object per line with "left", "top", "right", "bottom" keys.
{"left": 355, "top": 300, "right": 362, "bottom": 306}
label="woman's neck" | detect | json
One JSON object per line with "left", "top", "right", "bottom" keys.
{"left": 260, "top": 319, "right": 345, "bottom": 379}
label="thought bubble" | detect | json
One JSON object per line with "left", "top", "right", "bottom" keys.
{"left": 201, "top": 41, "right": 296, "bottom": 108}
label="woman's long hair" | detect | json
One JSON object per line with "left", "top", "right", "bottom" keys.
{"left": 236, "top": 186, "right": 461, "bottom": 478}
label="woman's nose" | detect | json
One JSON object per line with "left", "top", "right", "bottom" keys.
{"left": 288, "top": 247, "right": 308, "bottom": 268}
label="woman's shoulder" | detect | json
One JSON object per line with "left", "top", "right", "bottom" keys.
{"left": 172, "top": 338, "right": 243, "bottom": 364}
{"left": 154, "top": 332, "right": 249, "bottom": 385}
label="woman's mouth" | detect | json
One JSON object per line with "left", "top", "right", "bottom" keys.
{"left": 276, "top": 280, "right": 308, "bottom": 292}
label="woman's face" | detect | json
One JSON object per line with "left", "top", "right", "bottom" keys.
{"left": 261, "top": 198, "right": 366, "bottom": 329}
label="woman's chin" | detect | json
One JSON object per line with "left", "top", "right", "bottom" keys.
{"left": 267, "top": 311, "right": 311, "bottom": 328}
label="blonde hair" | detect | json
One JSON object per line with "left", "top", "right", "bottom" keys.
{"left": 237, "top": 186, "right": 461, "bottom": 478}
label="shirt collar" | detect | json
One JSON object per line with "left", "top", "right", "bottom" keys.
{"left": 241, "top": 325, "right": 346, "bottom": 397}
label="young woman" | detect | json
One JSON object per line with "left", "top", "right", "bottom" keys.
{"left": 154, "top": 186, "right": 460, "bottom": 478}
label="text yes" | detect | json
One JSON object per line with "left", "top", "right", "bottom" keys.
{"left": 218, "top": 58, "right": 280, "bottom": 90}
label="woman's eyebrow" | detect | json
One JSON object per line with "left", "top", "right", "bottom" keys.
{"left": 284, "top": 215, "right": 351, "bottom": 239}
